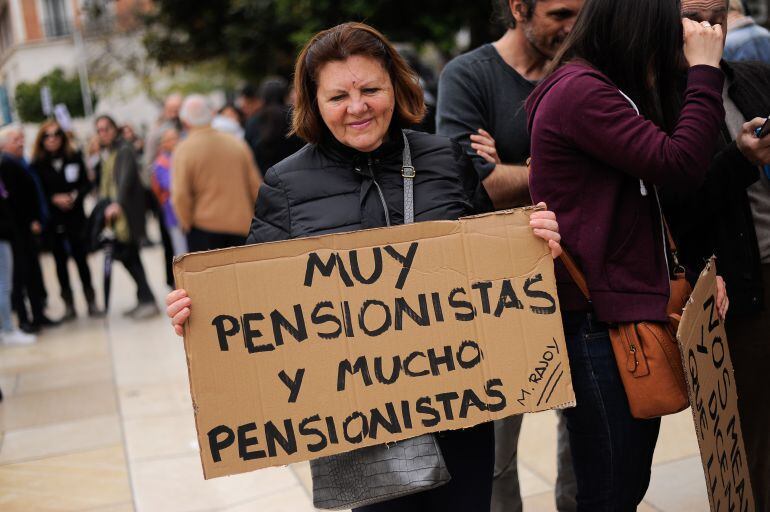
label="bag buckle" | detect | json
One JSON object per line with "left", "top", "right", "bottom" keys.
{"left": 402, "top": 165, "right": 415, "bottom": 178}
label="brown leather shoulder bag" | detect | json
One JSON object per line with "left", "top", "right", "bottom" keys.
{"left": 559, "top": 225, "right": 690, "bottom": 419}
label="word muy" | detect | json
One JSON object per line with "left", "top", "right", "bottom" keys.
{"left": 304, "top": 242, "right": 418, "bottom": 290}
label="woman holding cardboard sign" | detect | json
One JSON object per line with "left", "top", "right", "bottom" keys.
{"left": 166, "top": 22, "right": 563, "bottom": 511}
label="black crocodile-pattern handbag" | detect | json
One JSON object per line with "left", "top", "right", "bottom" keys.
{"left": 311, "top": 434, "right": 451, "bottom": 510}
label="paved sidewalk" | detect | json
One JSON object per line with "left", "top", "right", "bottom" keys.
{"left": 0, "top": 241, "right": 710, "bottom": 511}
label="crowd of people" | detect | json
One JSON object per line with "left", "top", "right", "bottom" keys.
{"left": 2, "top": 0, "right": 769, "bottom": 510}
{"left": 0, "top": 75, "right": 300, "bottom": 348}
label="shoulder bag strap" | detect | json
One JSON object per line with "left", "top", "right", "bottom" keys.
{"left": 528, "top": 156, "right": 592, "bottom": 301}
{"left": 559, "top": 251, "right": 592, "bottom": 302}
{"left": 619, "top": 89, "right": 682, "bottom": 272}
{"left": 401, "top": 130, "right": 415, "bottom": 225}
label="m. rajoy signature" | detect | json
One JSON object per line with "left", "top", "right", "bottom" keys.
{"left": 516, "top": 339, "right": 565, "bottom": 407}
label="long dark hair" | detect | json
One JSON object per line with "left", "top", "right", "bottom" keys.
{"left": 32, "top": 120, "right": 76, "bottom": 163}
{"left": 548, "top": 0, "right": 684, "bottom": 132}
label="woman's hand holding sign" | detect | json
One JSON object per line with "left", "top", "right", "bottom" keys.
{"left": 530, "top": 203, "right": 562, "bottom": 259}
{"left": 167, "top": 288, "right": 191, "bottom": 336}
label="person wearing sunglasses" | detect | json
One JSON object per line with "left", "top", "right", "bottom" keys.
{"left": 31, "top": 120, "right": 102, "bottom": 319}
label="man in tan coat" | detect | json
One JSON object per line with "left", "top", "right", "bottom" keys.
{"left": 172, "top": 95, "right": 262, "bottom": 251}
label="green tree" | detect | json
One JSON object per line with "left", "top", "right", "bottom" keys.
{"left": 15, "top": 69, "right": 96, "bottom": 123}
{"left": 143, "top": 0, "right": 501, "bottom": 80}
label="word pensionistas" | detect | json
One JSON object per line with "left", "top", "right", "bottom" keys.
{"left": 210, "top": 242, "right": 557, "bottom": 354}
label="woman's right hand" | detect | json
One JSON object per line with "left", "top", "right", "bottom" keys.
{"left": 682, "top": 18, "right": 724, "bottom": 69}
{"left": 166, "top": 289, "right": 191, "bottom": 337}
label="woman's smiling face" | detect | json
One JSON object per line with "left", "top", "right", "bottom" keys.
{"left": 315, "top": 55, "right": 395, "bottom": 153}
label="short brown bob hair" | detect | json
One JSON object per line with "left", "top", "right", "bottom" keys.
{"left": 291, "top": 22, "right": 426, "bottom": 144}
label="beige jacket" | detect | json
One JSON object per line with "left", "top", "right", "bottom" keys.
{"left": 171, "top": 126, "right": 261, "bottom": 236}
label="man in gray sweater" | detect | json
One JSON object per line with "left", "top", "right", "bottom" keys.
{"left": 437, "top": 1, "right": 583, "bottom": 511}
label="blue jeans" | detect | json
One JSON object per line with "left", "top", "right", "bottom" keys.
{"left": 0, "top": 241, "right": 14, "bottom": 332}
{"left": 561, "top": 311, "right": 660, "bottom": 512}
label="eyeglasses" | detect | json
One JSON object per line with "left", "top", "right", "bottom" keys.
{"left": 43, "top": 131, "right": 63, "bottom": 139}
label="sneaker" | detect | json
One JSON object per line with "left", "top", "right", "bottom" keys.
{"left": 2, "top": 329, "right": 37, "bottom": 345}
{"left": 129, "top": 302, "right": 160, "bottom": 320}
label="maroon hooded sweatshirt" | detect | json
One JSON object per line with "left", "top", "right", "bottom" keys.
{"left": 526, "top": 61, "right": 725, "bottom": 323}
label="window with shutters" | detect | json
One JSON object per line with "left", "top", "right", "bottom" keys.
{"left": 42, "top": 0, "right": 71, "bottom": 38}
{"left": 0, "top": 5, "right": 13, "bottom": 57}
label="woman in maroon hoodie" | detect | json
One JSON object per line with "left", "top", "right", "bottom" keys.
{"left": 526, "top": 0, "right": 727, "bottom": 510}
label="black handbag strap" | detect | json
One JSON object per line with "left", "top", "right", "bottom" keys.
{"left": 402, "top": 130, "right": 415, "bottom": 224}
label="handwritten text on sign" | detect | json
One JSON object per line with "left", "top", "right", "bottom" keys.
{"left": 174, "top": 209, "right": 575, "bottom": 479}
{"left": 678, "top": 260, "right": 755, "bottom": 512}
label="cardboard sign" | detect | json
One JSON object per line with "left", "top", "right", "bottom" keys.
{"left": 677, "top": 260, "right": 755, "bottom": 512}
{"left": 174, "top": 208, "right": 575, "bottom": 479}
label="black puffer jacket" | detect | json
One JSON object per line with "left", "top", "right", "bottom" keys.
{"left": 0, "top": 155, "right": 41, "bottom": 237}
{"left": 0, "top": 177, "right": 14, "bottom": 241}
{"left": 32, "top": 151, "right": 92, "bottom": 229}
{"left": 246, "top": 129, "right": 492, "bottom": 243}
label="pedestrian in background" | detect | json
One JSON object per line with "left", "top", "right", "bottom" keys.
{"left": 527, "top": 1, "right": 727, "bottom": 509}
{"left": 437, "top": 1, "right": 583, "bottom": 509}
{"left": 144, "top": 94, "right": 184, "bottom": 289}
{"left": 31, "top": 120, "right": 101, "bottom": 319}
{"left": 121, "top": 124, "right": 145, "bottom": 158}
{"left": 144, "top": 93, "right": 184, "bottom": 173}
{"left": 171, "top": 94, "right": 261, "bottom": 252}
{"left": 0, "top": 126, "right": 57, "bottom": 333}
{"left": 151, "top": 127, "right": 187, "bottom": 259}
{"left": 245, "top": 77, "right": 305, "bottom": 174}
{"left": 212, "top": 103, "right": 245, "bottom": 139}
{"left": 94, "top": 115, "right": 159, "bottom": 319}
{"left": 237, "top": 84, "right": 262, "bottom": 129}
{"left": 0, "top": 171, "right": 35, "bottom": 345}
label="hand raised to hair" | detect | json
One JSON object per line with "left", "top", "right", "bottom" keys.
{"left": 682, "top": 18, "right": 724, "bottom": 68}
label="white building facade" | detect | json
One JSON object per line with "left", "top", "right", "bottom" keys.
{"left": 0, "top": 0, "right": 159, "bottom": 129}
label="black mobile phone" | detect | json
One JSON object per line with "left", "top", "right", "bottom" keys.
{"left": 756, "top": 116, "right": 770, "bottom": 138}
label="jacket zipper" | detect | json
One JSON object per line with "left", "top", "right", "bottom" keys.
{"left": 369, "top": 156, "right": 391, "bottom": 227}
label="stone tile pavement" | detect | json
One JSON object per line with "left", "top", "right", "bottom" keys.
{"left": 0, "top": 242, "right": 710, "bottom": 511}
